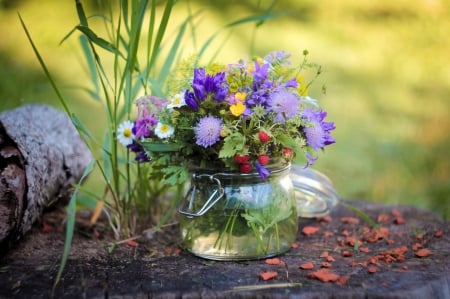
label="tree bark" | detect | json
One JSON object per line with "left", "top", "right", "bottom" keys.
{"left": 0, "top": 104, "right": 92, "bottom": 248}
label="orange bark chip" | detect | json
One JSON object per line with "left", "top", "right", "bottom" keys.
{"left": 324, "top": 231, "right": 334, "bottom": 237}
{"left": 308, "top": 269, "right": 340, "bottom": 282}
{"left": 391, "top": 209, "right": 402, "bottom": 217}
{"left": 394, "top": 216, "right": 406, "bottom": 225}
{"left": 302, "top": 226, "right": 320, "bottom": 236}
{"left": 360, "top": 246, "right": 370, "bottom": 253}
{"left": 127, "top": 240, "right": 139, "bottom": 247}
{"left": 340, "top": 217, "right": 360, "bottom": 224}
{"left": 412, "top": 242, "right": 422, "bottom": 251}
{"left": 259, "top": 271, "right": 278, "bottom": 281}
{"left": 368, "top": 266, "right": 378, "bottom": 274}
{"left": 337, "top": 276, "right": 348, "bottom": 285}
{"left": 342, "top": 250, "right": 353, "bottom": 257}
{"left": 415, "top": 249, "right": 433, "bottom": 258}
{"left": 434, "top": 230, "right": 444, "bottom": 238}
{"left": 377, "top": 213, "right": 390, "bottom": 223}
{"left": 42, "top": 224, "right": 52, "bottom": 233}
{"left": 265, "top": 258, "right": 285, "bottom": 266}
{"left": 317, "top": 215, "right": 332, "bottom": 223}
{"left": 299, "top": 262, "right": 315, "bottom": 270}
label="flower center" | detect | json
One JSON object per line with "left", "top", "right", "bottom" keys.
{"left": 123, "top": 128, "right": 132, "bottom": 138}
{"left": 160, "top": 124, "right": 170, "bottom": 133}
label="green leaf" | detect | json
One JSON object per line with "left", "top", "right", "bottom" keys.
{"left": 70, "top": 114, "right": 97, "bottom": 142}
{"left": 140, "top": 142, "right": 184, "bottom": 153}
{"left": 76, "top": 25, "right": 123, "bottom": 57}
{"left": 52, "top": 160, "right": 94, "bottom": 290}
{"left": 75, "top": 0, "right": 88, "bottom": 26}
{"left": 277, "top": 134, "right": 303, "bottom": 152}
{"left": 219, "top": 132, "right": 244, "bottom": 158}
{"left": 341, "top": 202, "right": 380, "bottom": 229}
{"left": 161, "top": 165, "right": 189, "bottom": 185}
{"left": 225, "top": 11, "right": 285, "bottom": 28}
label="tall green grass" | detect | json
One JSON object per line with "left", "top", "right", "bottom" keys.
{"left": 1, "top": 0, "right": 449, "bottom": 219}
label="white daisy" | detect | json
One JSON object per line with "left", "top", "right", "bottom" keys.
{"left": 117, "top": 120, "right": 135, "bottom": 146}
{"left": 166, "top": 92, "right": 186, "bottom": 110}
{"left": 155, "top": 122, "right": 175, "bottom": 139}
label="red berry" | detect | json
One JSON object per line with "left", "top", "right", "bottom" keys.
{"left": 258, "top": 131, "right": 270, "bottom": 143}
{"left": 239, "top": 163, "right": 252, "bottom": 173}
{"left": 234, "top": 154, "right": 250, "bottom": 164}
{"left": 282, "top": 148, "right": 293, "bottom": 160}
{"left": 258, "top": 155, "right": 270, "bottom": 166}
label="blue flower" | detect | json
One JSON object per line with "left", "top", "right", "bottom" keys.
{"left": 255, "top": 161, "right": 270, "bottom": 180}
{"left": 184, "top": 90, "right": 199, "bottom": 111}
{"left": 267, "top": 89, "right": 300, "bottom": 123}
{"left": 194, "top": 115, "right": 223, "bottom": 148}
{"left": 302, "top": 108, "right": 336, "bottom": 150}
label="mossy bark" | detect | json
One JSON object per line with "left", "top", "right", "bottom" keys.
{"left": 0, "top": 104, "right": 92, "bottom": 248}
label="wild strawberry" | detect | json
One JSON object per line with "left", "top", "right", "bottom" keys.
{"left": 239, "top": 163, "right": 252, "bottom": 173}
{"left": 282, "top": 148, "right": 293, "bottom": 160}
{"left": 234, "top": 154, "right": 250, "bottom": 164}
{"left": 258, "top": 131, "right": 270, "bottom": 143}
{"left": 258, "top": 155, "right": 270, "bottom": 166}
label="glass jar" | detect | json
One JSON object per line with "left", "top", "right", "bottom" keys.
{"left": 290, "top": 164, "right": 339, "bottom": 218}
{"left": 178, "top": 162, "right": 298, "bottom": 261}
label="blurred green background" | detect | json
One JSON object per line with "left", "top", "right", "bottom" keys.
{"left": 1, "top": 0, "right": 449, "bottom": 219}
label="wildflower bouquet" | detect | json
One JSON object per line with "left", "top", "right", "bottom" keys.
{"left": 119, "top": 50, "right": 335, "bottom": 184}
{"left": 118, "top": 50, "right": 335, "bottom": 260}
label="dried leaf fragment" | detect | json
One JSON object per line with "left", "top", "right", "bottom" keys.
{"left": 127, "top": 240, "right": 139, "bottom": 247}
{"left": 434, "top": 230, "right": 444, "bottom": 238}
{"left": 259, "top": 271, "right": 278, "bottom": 281}
{"left": 308, "top": 269, "right": 340, "bottom": 282}
{"left": 299, "top": 262, "right": 315, "bottom": 270}
{"left": 340, "top": 217, "right": 360, "bottom": 224}
{"left": 265, "top": 258, "right": 285, "bottom": 266}
{"left": 302, "top": 226, "right": 320, "bottom": 236}
{"left": 415, "top": 249, "right": 433, "bottom": 258}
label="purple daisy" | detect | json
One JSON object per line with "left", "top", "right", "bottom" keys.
{"left": 194, "top": 115, "right": 223, "bottom": 148}
{"left": 302, "top": 108, "right": 336, "bottom": 150}
{"left": 267, "top": 89, "right": 300, "bottom": 123}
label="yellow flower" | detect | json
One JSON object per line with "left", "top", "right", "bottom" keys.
{"left": 235, "top": 92, "right": 247, "bottom": 102}
{"left": 230, "top": 102, "right": 246, "bottom": 117}
{"left": 297, "top": 75, "right": 309, "bottom": 96}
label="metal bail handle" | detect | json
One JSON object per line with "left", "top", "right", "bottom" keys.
{"left": 178, "top": 174, "right": 225, "bottom": 218}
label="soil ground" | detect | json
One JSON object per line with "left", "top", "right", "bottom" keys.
{"left": 0, "top": 200, "right": 449, "bottom": 299}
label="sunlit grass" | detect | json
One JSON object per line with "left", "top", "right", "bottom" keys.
{"left": 1, "top": 0, "right": 449, "bottom": 219}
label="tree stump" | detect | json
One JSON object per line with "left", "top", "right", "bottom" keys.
{"left": 0, "top": 104, "right": 92, "bottom": 249}
{"left": 0, "top": 200, "right": 448, "bottom": 298}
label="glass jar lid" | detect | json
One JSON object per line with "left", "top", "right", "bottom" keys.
{"left": 290, "top": 164, "right": 339, "bottom": 218}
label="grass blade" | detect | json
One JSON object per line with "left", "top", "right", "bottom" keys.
{"left": 52, "top": 160, "right": 95, "bottom": 290}
{"left": 18, "top": 13, "right": 71, "bottom": 115}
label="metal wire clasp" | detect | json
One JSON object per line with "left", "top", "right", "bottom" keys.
{"left": 178, "top": 174, "right": 224, "bottom": 218}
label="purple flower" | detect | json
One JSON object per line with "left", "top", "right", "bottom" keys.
{"left": 255, "top": 161, "right": 270, "bottom": 180}
{"left": 127, "top": 142, "right": 150, "bottom": 162}
{"left": 264, "top": 51, "right": 291, "bottom": 65}
{"left": 267, "top": 90, "right": 300, "bottom": 123}
{"left": 252, "top": 60, "right": 269, "bottom": 85}
{"left": 194, "top": 115, "right": 223, "bottom": 148}
{"left": 134, "top": 116, "right": 157, "bottom": 139}
{"left": 184, "top": 90, "right": 199, "bottom": 111}
{"left": 305, "top": 153, "right": 318, "bottom": 167}
{"left": 302, "top": 108, "right": 336, "bottom": 150}
{"left": 190, "top": 68, "right": 228, "bottom": 103}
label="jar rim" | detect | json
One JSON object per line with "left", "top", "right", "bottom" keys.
{"left": 189, "top": 159, "right": 291, "bottom": 179}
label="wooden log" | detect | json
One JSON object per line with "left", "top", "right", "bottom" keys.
{"left": 0, "top": 104, "right": 92, "bottom": 248}
{"left": 0, "top": 200, "right": 448, "bottom": 298}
